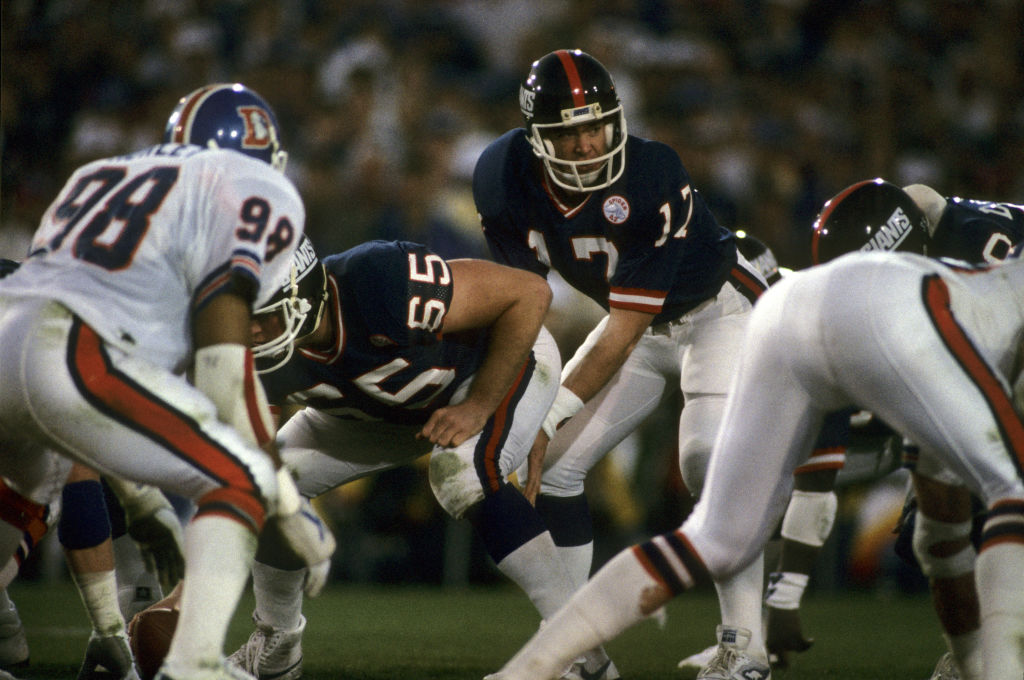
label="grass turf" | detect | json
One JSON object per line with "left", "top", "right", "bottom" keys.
{"left": 9, "top": 579, "right": 945, "bottom": 679}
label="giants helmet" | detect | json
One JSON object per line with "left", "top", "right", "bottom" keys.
{"left": 519, "top": 49, "right": 627, "bottom": 192}
{"left": 811, "top": 178, "right": 930, "bottom": 265}
{"left": 164, "top": 83, "right": 288, "bottom": 172}
{"left": 253, "top": 235, "right": 328, "bottom": 373}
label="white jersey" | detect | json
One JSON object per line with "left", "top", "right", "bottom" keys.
{"left": 0, "top": 143, "right": 303, "bottom": 372}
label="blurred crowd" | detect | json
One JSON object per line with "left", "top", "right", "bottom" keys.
{"left": 4, "top": 0, "right": 1023, "bottom": 269}
{"left": 3, "top": 0, "right": 1022, "bottom": 590}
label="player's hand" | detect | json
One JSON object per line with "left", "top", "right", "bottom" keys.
{"left": 522, "top": 431, "right": 549, "bottom": 505}
{"left": 417, "top": 401, "right": 490, "bottom": 448}
{"left": 127, "top": 501, "right": 185, "bottom": 593}
{"left": 271, "top": 470, "right": 335, "bottom": 597}
{"left": 112, "top": 481, "right": 185, "bottom": 593}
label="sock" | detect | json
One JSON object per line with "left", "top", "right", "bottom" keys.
{"left": 162, "top": 516, "right": 256, "bottom": 674}
{"left": 715, "top": 551, "right": 768, "bottom": 661}
{"left": 975, "top": 542, "right": 1024, "bottom": 679}
{"left": 535, "top": 494, "right": 594, "bottom": 588}
{"left": 765, "top": 571, "right": 809, "bottom": 610}
{"left": 252, "top": 561, "right": 305, "bottom": 631}
{"left": 495, "top": 532, "right": 578, "bottom": 620}
{"left": 499, "top": 546, "right": 673, "bottom": 680}
{"left": 945, "top": 628, "right": 983, "bottom": 680}
{"left": 71, "top": 569, "right": 125, "bottom": 636}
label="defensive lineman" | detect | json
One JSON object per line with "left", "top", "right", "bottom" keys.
{"left": 0, "top": 83, "right": 332, "bottom": 680}
{"left": 487, "top": 246, "right": 1024, "bottom": 680}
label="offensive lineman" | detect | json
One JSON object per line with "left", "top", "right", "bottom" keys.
{"left": 225, "top": 238, "right": 616, "bottom": 680}
{"left": 0, "top": 83, "right": 333, "bottom": 680}
{"left": 485, "top": 236, "right": 1024, "bottom": 680}
{"left": 473, "top": 48, "right": 769, "bottom": 680}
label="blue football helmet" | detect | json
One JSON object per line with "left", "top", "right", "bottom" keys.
{"left": 253, "top": 234, "right": 328, "bottom": 373}
{"left": 164, "top": 83, "right": 288, "bottom": 172}
{"left": 520, "top": 49, "right": 627, "bottom": 193}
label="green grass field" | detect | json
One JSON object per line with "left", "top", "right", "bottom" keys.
{"left": 8, "top": 579, "right": 946, "bottom": 679}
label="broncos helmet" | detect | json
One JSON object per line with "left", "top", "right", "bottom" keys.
{"left": 811, "top": 178, "right": 930, "bottom": 265}
{"left": 519, "top": 49, "right": 627, "bottom": 193}
{"left": 164, "top": 83, "right": 288, "bottom": 172}
{"left": 253, "top": 234, "right": 328, "bottom": 373}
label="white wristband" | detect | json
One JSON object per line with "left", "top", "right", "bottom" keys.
{"left": 541, "top": 386, "right": 584, "bottom": 439}
{"left": 194, "top": 343, "right": 274, "bottom": 448}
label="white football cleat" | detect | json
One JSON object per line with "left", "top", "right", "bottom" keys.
{"left": 77, "top": 631, "right": 139, "bottom": 680}
{"left": 927, "top": 652, "right": 961, "bottom": 680}
{"left": 696, "top": 625, "right": 771, "bottom": 680}
{"left": 0, "top": 591, "right": 28, "bottom": 669}
{"left": 561, "top": 656, "right": 620, "bottom": 680}
{"left": 227, "top": 613, "right": 304, "bottom": 680}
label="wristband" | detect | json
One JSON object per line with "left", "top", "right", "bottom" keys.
{"left": 541, "top": 385, "right": 584, "bottom": 439}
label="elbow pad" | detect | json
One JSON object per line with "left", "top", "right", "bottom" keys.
{"left": 194, "top": 343, "right": 274, "bottom": 448}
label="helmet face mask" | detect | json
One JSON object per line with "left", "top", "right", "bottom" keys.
{"left": 253, "top": 236, "right": 327, "bottom": 373}
{"left": 811, "top": 178, "right": 930, "bottom": 265}
{"left": 520, "top": 50, "right": 627, "bottom": 193}
{"left": 164, "top": 83, "right": 288, "bottom": 172}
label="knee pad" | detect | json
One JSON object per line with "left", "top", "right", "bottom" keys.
{"left": 781, "top": 490, "right": 838, "bottom": 547}
{"left": 913, "top": 512, "right": 976, "bottom": 578}
{"left": 429, "top": 450, "right": 484, "bottom": 519}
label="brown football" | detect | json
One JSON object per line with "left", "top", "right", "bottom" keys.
{"left": 128, "top": 606, "right": 179, "bottom": 680}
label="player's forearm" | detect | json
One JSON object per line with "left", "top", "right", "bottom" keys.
{"left": 464, "top": 302, "right": 545, "bottom": 412}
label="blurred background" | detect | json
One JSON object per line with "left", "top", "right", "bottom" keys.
{"left": 4, "top": 0, "right": 1022, "bottom": 595}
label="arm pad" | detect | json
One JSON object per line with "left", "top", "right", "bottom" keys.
{"left": 194, "top": 343, "right": 274, "bottom": 448}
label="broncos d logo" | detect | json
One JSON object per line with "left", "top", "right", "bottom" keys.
{"left": 237, "top": 106, "right": 274, "bottom": 150}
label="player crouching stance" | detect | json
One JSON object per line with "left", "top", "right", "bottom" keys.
{"left": 486, "top": 248, "right": 1024, "bottom": 680}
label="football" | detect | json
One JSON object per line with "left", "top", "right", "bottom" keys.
{"left": 128, "top": 605, "right": 179, "bottom": 680}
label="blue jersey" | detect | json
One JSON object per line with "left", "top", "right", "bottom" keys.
{"left": 474, "top": 130, "right": 761, "bottom": 324}
{"left": 930, "top": 196, "right": 1024, "bottom": 264}
{"left": 259, "top": 240, "right": 490, "bottom": 425}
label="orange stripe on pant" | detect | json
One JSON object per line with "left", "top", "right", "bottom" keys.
{"left": 924, "top": 276, "right": 1024, "bottom": 476}
{"left": 69, "top": 320, "right": 266, "bottom": 532}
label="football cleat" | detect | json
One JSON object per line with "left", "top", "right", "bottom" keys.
{"left": 76, "top": 632, "right": 139, "bottom": 680}
{"left": 696, "top": 626, "right": 771, "bottom": 680}
{"left": 154, "top": 659, "right": 255, "bottom": 680}
{"left": 119, "top": 570, "right": 164, "bottom": 624}
{"left": 227, "top": 613, "right": 304, "bottom": 680}
{"left": 927, "top": 652, "right": 961, "bottom": 680}
{"left": 0, "top": 592, "right": 28, "bottom": 669}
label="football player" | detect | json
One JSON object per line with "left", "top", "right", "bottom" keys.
{"left": 225, "top": 237, "right": 617, "bottom": 680}
{"left": 473, "top": 49, "right": 770, "bottom": 679}
{"left": 0, "top": 258, "right": 183, "bottom": 680}
{"left": 764, "top": 180, "right": 1024, "bottom": 679}
{"left": 484, "top": 226, "right": 1024, "bottom": 680}
{"left": 0, "top": 83, "right": 333, "bottom": 680}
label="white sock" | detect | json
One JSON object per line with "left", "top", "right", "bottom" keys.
{"left": 555, "top": 542, "right": 593, "bottom": 590}
{"left": 499, "top": 547, "right": 669, "bottom": 680}
{"left": 945, "top": 628, "right": 983, "bottom": 680}
{"left": 163, "top": 516, "right": 256, "bottom": 674}
{"left": 496, "top": 532, "right": 578, "bottom": 620}
{"left": 715, "top": 551, "right": 768, "bottom": 661}
{"left": 976, "top": 543, "right": 1024, "bottom": 679}
{"left": 252, "top": 561, "right": 305, "bottom": 631}
{"left": 71, "top": 569, "right": 125, "bottom": 636}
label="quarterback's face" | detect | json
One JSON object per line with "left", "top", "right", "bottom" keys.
{"left": 545, "top": 121, "right": 608, "bottom": 172}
